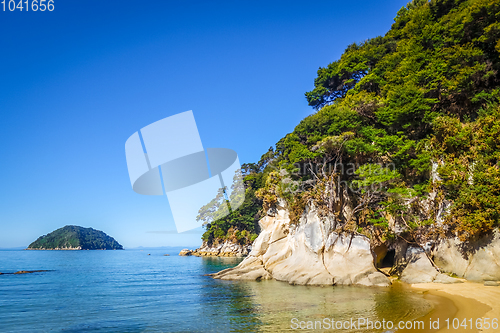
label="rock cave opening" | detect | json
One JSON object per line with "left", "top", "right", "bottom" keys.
{"left": 381, "top": 249, "right": 395, "bottom": 268}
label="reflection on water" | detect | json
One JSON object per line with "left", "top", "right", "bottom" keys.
{"left": 201, "top": 257, "right": 432, "bottom": 332}
{"left": 0, "top": 250, "right": 432, "bottom": 333}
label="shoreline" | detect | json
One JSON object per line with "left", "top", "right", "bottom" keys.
{"left": 24, "top": 248, "right": 123, "bottom": 250}
{"left": 410, "top": 281, "right": 499, "bottom": 332}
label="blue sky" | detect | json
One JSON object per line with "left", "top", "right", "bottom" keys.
{"left": 0, "top": 0, "right": 409, "bottom": 248}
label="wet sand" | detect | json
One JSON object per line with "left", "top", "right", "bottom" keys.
{"left": 410, "top": 281, "right": 499, "bottom": 332}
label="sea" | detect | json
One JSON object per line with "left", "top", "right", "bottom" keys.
{"left": 0, "top": 248, "right": 434, "bottom": 332}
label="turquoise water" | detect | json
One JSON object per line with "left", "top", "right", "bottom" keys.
{"left": 0, "top": 249, "right": 432, "bottom": 332}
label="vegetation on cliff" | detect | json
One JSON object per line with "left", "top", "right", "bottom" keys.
{"left": 198, "top": 166, "right": 262, "bottom": 246}
{"left": 27, "top": 225, "right": 123, "bottom": 250}
{"left": 201, "top": 0, "right": 500, "bottom": 246}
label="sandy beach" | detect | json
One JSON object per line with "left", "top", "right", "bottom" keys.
{"left": 410, "top": 281, "right": 500, "bottom": 332}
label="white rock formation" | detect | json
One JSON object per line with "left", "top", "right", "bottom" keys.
{"left": 179, "top": 249, "right": 193, "bottom": 256}
{"left": 192, "top": 241, "right": 251, "bottom": 257}
{"left": 432, "top": 230, "right": 500, "bottom": 282}
{"left": 211, "top": 201, "right": 390, "bottom": 287}
{"left": 401, "top": 247, "right": 461, "bottom": 284}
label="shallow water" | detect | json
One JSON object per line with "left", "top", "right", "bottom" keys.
{"left": 0, "top": 249, "right": 433, "bottom": 332}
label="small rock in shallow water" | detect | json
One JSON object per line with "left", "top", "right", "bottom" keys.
{"left": 11, "top": 270, "right": 50, "bottom": 275}
{"left": 484, "top": 281, "right": 499, "bottom": 286}
{"left": 179, "top": 249, "right": 193, "bottom": 256}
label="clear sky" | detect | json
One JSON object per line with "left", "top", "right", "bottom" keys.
{"left": 0, "top": 0, "right": 409, "bottom": 248}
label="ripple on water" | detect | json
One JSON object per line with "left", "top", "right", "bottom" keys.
{"left": 0, "top": 250, "right": 433, "bottom": 332}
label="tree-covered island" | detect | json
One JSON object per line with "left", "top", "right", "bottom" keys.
{"left": 27, "top": 225, "right": 123, "bottom": 250}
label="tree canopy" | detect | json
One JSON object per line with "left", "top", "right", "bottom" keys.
{"left": 28, "top": 225, "right": 123, "bottom": 250}
{"left": 202, "top": 0, "right": 500, "bottom": 245}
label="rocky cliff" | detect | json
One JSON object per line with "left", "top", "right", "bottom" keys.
{"left": 432, "top": 232, "right": 500, "bottom": 282}
{"left": 211, "top": 199, "right": 500, "bottom": 286}
{"left": 211, "top": 200, "right": 390, "bottom": 286}
{"left": 179, "top": 241, "right": 251, "bottom": 257}
{"left": 200, "top": 0, "right": 500, "bottom": 288}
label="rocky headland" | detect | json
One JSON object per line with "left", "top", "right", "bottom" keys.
{"left": 179, "top": 241, "right": 251, "bottom": 257}
{"left": 184, "top": 0, "right": 500, "bottom": 291}
{"left": 209, "top": 199, "right": 500, "bottom": 287}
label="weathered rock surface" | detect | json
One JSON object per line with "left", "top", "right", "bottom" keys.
{"left": 401, "top": 247, "right": 461, "bottom": 284}
{"left": 211, "top": 202, "right": 390, "bottom": 287}
{"left": 211, "top": 256, "right": 272, "bottom": 281}
{"left": 207, "top": 199, "right": 499, "bottom": 285}
{"left": 324, "top": 233, "right": 391, "bottom": 286}
{"left": 191, "top": 241, "right": 251, "bottom": 257}
{"left": 178, "top": 249, "right": 193, "bottom": 256}
{"left": 484, "top": 281, "right": 499, "bottom": 287}
{"left": 432, "top": 230, "right": 500, "bottom": 282}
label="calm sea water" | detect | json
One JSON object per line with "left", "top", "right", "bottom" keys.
{"left": 0, "top": 249, "right": 433, "bottom": 332}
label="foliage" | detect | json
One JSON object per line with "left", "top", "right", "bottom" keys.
{"left": 431, "top": 107, "right": 500, "bottom": 240}
{"left": 196, "top": 188, "right": 230, "bottom": 226}
{"left": 200, "top": 167, "right": 262, "bottom": 246}
{"left": 27, "top": 225, "right": 123, "bottom": 250}
{"left": 202, "top": 0, "right": 500, "bottom": 245}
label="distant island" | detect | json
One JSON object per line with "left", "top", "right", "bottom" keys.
{"left": 27, "top": 225, "right": 123, "bottom": 250}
